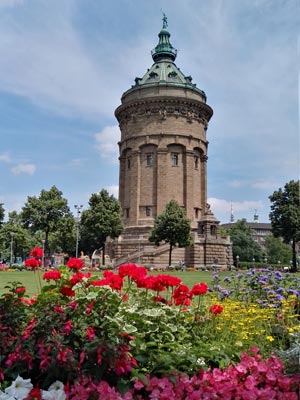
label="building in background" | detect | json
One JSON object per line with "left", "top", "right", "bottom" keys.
{"left": 221, "top": 210, "right": 272, "bottom": 251}
{"left": 107, "top": 16, "right": 232, "bottom": 268}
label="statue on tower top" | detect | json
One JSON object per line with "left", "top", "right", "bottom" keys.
{"left": 162, "top": 12, "right": 168, "bottom": 29}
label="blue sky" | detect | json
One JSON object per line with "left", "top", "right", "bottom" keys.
{"left": 0, "top": 0, "right": 299, "bottom": 224}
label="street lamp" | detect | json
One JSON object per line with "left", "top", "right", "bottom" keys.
{"left": 42, "top": 239, "right": 45, "bottom": 268}
{"left": 236, "top": 255, "right": 240, "bottom": 269}
{"left": 10, "top": 232, "right": 14, "bottom": 266}
{"left": 264, "top": 256, "right": 268, "bottom": 264}
{"left": 74, "top": 205, "right": 83, "bottom": 258}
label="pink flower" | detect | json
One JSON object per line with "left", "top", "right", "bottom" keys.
{"left": 62, "top": 320, "right": 72, "bottom": 335}
{"left": 86, "top": 327, "right": 95, "bottom": 341}
{"left": 15, "top": 286, "right": 26, "bottom": 294}
{"left": 85, "top": 300, "right": 95, "bottom": 314}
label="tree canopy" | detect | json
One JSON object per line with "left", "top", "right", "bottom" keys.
{"left": 21, "top": 186, "right": 72, "bottom": 257}
{"left": 228, "top": 219, "right": 263, "bottom": 263}
{"left": 149, "top": 200, "right": 192, "bottom": 266}
{"left": 0, "top": 211, "right": 33, "bottom": 263}
{"left": 80, "top": 189, "right": 123, "bottom": 263}
{"left": 264, "top": 235, "right": 292, "bottom": 265}
{"left": 0, "top": 203, "right": 5, "bottom": 228}
{"left": 269, "top": 180, "right": 300, "bottom": 272}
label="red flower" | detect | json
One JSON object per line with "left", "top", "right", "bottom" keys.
{"left": 86, "top": 326, "right": 95, "bottom": 341}
{"left": 26, "top": 387, "right": 42, "bottom": 400}
{"left": 159, "top": 275, "right": 182, "bottom": 288}
{"left": 25, "top": 258, "right": 41, "bottom": 269}
{"left": 62, "top": 320, "right": 72, "bottom": 334}
{"left": 104, "top": 271, "right": 124, "bottom": 290}
{"left": 60, "top": 286, "right": 75, "bottom": 297}
{"left": 173, "top": 284, "right": 191, "bottom": 306}
{"left": 92, "top": 279, "right": 108, "bottom": 287}
{"left": 210, "top": 304, "right": 224, "bottom": 314}
{"left": 30, "top": 247, "right": 43, "bottom": 259}
{"left": 85, "top": 300, "right": 95, "bottom": 314}
{"left": 66, "top": 258, "right": 84, "bottom": 270}
{"left": 136, "top": 275, "right": 156, "bottom": 289}
{"left": 69, "top": 271, "right": 91, "bottom": 287}
{"left": 15, "top": 286, "right": 26, "bottom": 294}
{"left": 118, "top": 263, "right": 147, "bottom": 281}
{"left": 42, "top": 270, "right": 61, "bottom": 280}
{"left": 191, "top": 282, "right": 208, "bottom": 296}
{"left": 54, "top": 304, "right": 65, "bottom": 314}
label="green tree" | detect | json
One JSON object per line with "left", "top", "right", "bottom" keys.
{"left": 149, "top": 200, "right": 192, "bottom": 266}
{"left": 269, "top": 180, "right": 300, "bottom": 272}
{"left": 264, "top": 235, "right": 292, "bottom": 265}
{"left": 80, "top": 189, "right": 123, "bottom": 264}
{"left": 0, "top": 212, "right": 33, "bottom": 263}
{"left": 0, "top": 203, "right": 5, "bottom": 228}
{"left": 228, "top": 219, "right": 263, "bottom": 263}
{"left": 48, "top": 214, "right": 76, "bottom": 256}
{"left": 21, "top": 186, "right": 72, "bottom": 258}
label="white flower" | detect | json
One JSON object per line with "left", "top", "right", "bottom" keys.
{"left": 0, "top": 392, "right": 15, "bottom": 400}
{"left": 42, "top": 382, "right": 66, "bottom": 400}
{"left": 5, "top": 375, "right": 32, "bottom": 400}
{"left": 42, "top": 389, "right": 66, "bottom": 400}
{"left": 47, "top": 381, "right": 64, "bottom": 392}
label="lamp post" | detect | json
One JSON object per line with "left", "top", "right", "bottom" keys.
{"left": 42, "top": 239, "right": 45, "bottom": 268}
{"left": 10, "top": 232, "right": 14, "bottom": 266}
{"left": 74, "top": 205, "right": 83, "bottom": 258}
{"left": 236, "top": 255, "right": 240, "bottom": 269}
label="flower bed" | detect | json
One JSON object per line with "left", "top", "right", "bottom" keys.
{"left": 0, "top": 249, "right": 299, "bottom": 399}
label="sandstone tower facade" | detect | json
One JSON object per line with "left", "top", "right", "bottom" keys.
{"left": 107, "top": 16, "right": 232, "bottom": 268}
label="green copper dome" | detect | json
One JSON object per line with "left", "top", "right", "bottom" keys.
{"left": 132, "top": 14, "right": 206, "bottom": 100}
{"left": 151, "top": 13, "right": 177, "bottom": 62}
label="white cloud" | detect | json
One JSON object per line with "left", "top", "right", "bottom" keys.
{"left": 208, "top": 197, "right": 264, "bottom": 223}
{"left": 94, "top": 125, "right": 120, "bottom": 163}
{"left": 11, "top": 163, "right": 36, "bottom": 175}
{"left": 0, "top": 152, "right": 11, "bottom": 163}
{"left": 251, "top": 181, "right": 281, "bottom": 190}
{"left": 0, "top": 3, "right": 150, "bottom": 119}
{"left": 228, "top": 180, "right": 244, "bottom": 188}
{"left": 68, "top": 158, "right": 85, "bottom": 167}
{"left": 106, "top": 185, "right": 119, "bottom": 199}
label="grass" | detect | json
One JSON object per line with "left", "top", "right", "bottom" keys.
{"left": 0, "top": 270, "right": 221, "bottom": 297}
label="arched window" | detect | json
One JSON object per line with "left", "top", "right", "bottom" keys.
{"left": 210, "top": 225, "right": 217, "bottom": 236}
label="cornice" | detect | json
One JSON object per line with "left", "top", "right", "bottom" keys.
{"left": 118, "top": 132, "right": 208, "bottom": 151}
{"left": 115, "top": 97, "right": 213, "bottom": 127}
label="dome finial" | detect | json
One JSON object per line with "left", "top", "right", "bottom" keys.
{"left": 151, "top": 14, "right": 177, "bottom": 62}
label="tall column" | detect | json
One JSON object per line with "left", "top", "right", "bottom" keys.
{"left": 200, "top": 154, "right": 208, "bottom": 212}
{"left": 184, "top": 150, "right": 195, "bottom": 221}
{"left": 129, "top": 150, "right": 141, "bottom": 225}
{"left": 156, "top": 148, "right": 168, "bottom": 216}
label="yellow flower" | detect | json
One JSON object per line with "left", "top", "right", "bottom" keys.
{"left": 266, "top": 335, "right": 274, "bottom": 342}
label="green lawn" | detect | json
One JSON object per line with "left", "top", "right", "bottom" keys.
{"left": 0, "top": 270, "right": 219, "bottom": 297}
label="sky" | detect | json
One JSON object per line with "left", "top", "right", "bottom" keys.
{"left": 0, "top": 0, "right": 299, "bottom": 224}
